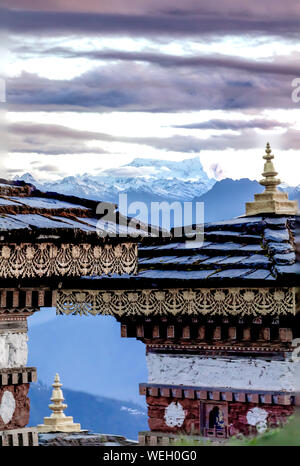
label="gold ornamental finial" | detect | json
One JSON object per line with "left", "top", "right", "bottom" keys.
{"left": 245, "top": 143, "right": 298, "bottom": 216}
{"left": 48, "top": 373, "right": 67, "bottom": 418}
{"left": 37, "top": 373, "right": 81, "bottom": 433}
{"left": 259, "top": 143, "right": 281, "bottom": 193}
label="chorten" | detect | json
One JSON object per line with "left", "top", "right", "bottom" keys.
{"left": 37, "top": 373, "right": 81, "bottom": 433}
{"left": 246, "top": 143, "right": 298, "bottom": 216}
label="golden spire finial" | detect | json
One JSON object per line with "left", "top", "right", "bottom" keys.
{"left": 37, "top": 373, "right": 81, "bottom": 433}
{"left": 245, "top": 143, "right": 298, "bottom": 216}
{"left": 259, "top": 143, "right": 281, "bottom": 193}
{"left": 48, "top": 373, "right": 68, "bottom": 418}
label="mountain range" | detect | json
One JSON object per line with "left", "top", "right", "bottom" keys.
{"left": 15, "top": 156, "right": 300, "bottom": 227}
{"left": 16, "top": 156, "right": 215, "bottom": 204}
{"left": 29, "top": 382, "right": 147, "bottom": 440}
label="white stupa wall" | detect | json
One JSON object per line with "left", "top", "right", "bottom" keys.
{"left": 146, "top": 353, "right": 296, "bottom": 392}
{"left": 0, "top": 332, "right": 28, "bottom": 368}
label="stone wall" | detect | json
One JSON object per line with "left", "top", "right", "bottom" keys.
{"left": 146, "top": 396, "right": 294, "bottom": 435}
{"left": 0, "top": 332, "right": 28, "bottom": 369}
{"left": 146, "top": 353, "right": 295, "bottom": 392}
{"left": 228, "top": 403, "right": 294, "bottom": 436}
{"left": 147, "top": 396, "right": 200, "bottom": 434}
{"left": 0, "top": 314, "right": 36, "bottom": 443}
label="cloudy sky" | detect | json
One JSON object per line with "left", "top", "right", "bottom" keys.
{"left": 1, "top": 1, "right": 300, "bottom": 185}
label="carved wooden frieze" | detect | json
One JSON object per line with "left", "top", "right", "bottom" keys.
{"left": 0, "top": 242, "right": 137, "bottom": 278}
{"left": 139, "top": 383, "right": 294, "bottom": 405}
{"left": 57, "top": 287, "right": 295, "bottom": 317}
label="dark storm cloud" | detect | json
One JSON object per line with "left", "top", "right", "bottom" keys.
{"left": 2, "top": 0, "right": 300, "bottom": 18}
{"left": 3, "top": 1, "right": 299, "bottom": 178}
{"left": 7, "top": 163, "right": 59, "bottom": 175}
{"left": 114, "top": 129, "right": 300, "bottom": 153}
{"left": 173, "top": 119, "right": 289, "bottom": 131}
{"left": 8, "top": 122, "right": 110, "bottom": 155}
{"left": 32, "top": 164, "right": 60, "bottom": 172}
{"left": 28, "top": 48, "right": 300, "bottom": 78}
{"left": 10, "top": 122, "right": 113, "bottom": 141}
{"left": 1, "top": 5, "right": 300, "bottom": 39}
{"left": 6, "top": 168, "right": 21, "bottom": 174}
{"left": 6, "top": 58, "right": 295, "bottom": 113}
{"left": 8, "top": 121, "right": 298, "bottom": 156}
{"left": 276, "top": 128, "right": 300, "bottom": 151}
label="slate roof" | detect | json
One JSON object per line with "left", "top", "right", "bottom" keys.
{"left": 73, "top": 214, "right": 299, "bottom": 288}
{"left": 0, "top": 180, "right": 150, "bottom": 243}
{"left": 0, "top": 180, "right": 298, "bottom": 287}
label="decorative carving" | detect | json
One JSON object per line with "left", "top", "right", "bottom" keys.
{"left": 0, "top": 242, "right": 137, "bottom": 278}
{"left": 57, "top": 287, "right": 295, "bottom": 317}
{"left": 164, "top": 402, "right": 186, "bottom": 427}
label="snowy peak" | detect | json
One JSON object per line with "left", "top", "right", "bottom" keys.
{"left": 127, "top": 156, "right": 210, "bottom": 181}
{"left": 14, "top": 172, "right": 38, "bottom": 186}
{"left": 14, "top": 157, "right": 215, "bottom": 202}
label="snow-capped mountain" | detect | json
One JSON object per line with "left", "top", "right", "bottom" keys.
{"left": 15, "top": 172, "right": 38, "bottom": 186}
{"left": 13, "top": 157, "right": 299, "bottom": 228}
{"left": 280, "top": 183, "right": 300, "bottom": 201}
{"left": 14, "top": 156, "right": 215, "bottom": 203}
{"left": 125, "top": 157, "right": 211, "bottom": 182}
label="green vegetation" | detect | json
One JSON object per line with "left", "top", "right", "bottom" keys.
{"left": 175, "top": 413, "right": 300, "bottom": 446}
{"left": 227, "top": 415, "right": 300, "bottom": 446}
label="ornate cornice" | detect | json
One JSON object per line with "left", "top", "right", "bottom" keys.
{"left": 0, "top": 242, "right": 137, "bottom": 278}
{"left": 57, "top": 287, "right": 296, "bottom": 317}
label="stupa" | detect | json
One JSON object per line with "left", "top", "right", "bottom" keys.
{"left": 246, "top": 143, "right": 298, "bottom": 216}
{"left": 37, "top": 374, "right": 81, "bottom": 433}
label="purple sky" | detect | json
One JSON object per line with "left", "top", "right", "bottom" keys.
{"left": 1, "top": 1, "right": 300, "bottom": 184}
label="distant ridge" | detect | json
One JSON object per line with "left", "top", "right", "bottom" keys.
{"left": 193, "top": 178, "right": 264, "bottom": 223}
{"left": 14, "top": 170, "right": 299, "bottom": 226}
{"left": 29, "top": 382, "right": 147, "bottom": 440}
{"left": 14, "top": 156, "right": 215, "bottom": 203}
